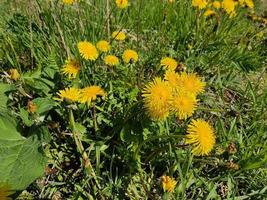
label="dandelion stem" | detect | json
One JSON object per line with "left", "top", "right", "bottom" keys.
{"left": 68, "top": 109, "right": 101, "bottom": 189}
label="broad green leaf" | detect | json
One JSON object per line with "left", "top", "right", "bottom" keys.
{"left": 0, "top": 116, "right": 47, "bottom": 190}
{"left": 32, "top": 97, "right": 57, "bottom": 115}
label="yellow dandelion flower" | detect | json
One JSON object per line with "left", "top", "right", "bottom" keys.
{"left": 142, "top": 77, "right": 172, "bottom": 120}
{"left": 122, "top": 49, "right": 138, "bottom": 63}
{"left": 96, "top": 40, "right": 111, "bottom": 52}
{"left": 204, "top": 9, "right": 216, "bottom": 17}
{"left": 185, "top": 119, "right": 216, "bottom": 156}
{"left": 63, "top": 0, "right": 74, "bottom": 4}
{"left": 192, "top": 0, "right": 208, "bottom": 9}
{"left": 9, "top": 69, "right": 20, "bottom": 81}
{"left": 160, "top": 57, "right": 178, "bottom": 71}
{"left": 115, "top": 0, "right": 128, "bottom": 9}
{"left": 0, "top": 185, "right": 12, "bottom": 200}
{"left": 238, "top": 0, "right": 245, "bottom": 6}
{"left": 164, "top": 70, "right": 180, "bottom": 88}
{"left": 212, "top": 1, "right": 221, "bottom": 9}
{"left": 112, "top": 31, "right": 126, "bottom": 41}
{"left": 78, "top": 41, "right": 99, "bottom": 61}
{"left": 62, "top": 58, "right": 80, "bottom": 78}
{"left": 55, "top": 87, "right": 81, "bottom": 102}
{"left": 171, "top": 92, "right": 198, "bottom": 120}
{"left": 244, "top": 0, "right": 254, "bottom": 8}
{"left": 79, "top": 86, "right": 105, "bottom": 105}
{"left": 161, "top": 176, "right": 177, "bottom": 193}
{"left": 178, "top": 72, "right": 206, "bottom": 95}
{"left": 104, "top": 55, "right": 120, "bottom": 66}
{"left": 222, "top": 0, "right": 236, "bottom": 15}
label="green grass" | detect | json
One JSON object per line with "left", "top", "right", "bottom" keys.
{"left": 0, "top": 0, "right": 267, "bottom": 199}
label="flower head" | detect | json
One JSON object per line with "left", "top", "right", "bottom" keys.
{"left": 142, "top": 77, "right": 172, "bottom": 120}
{"left": 160, "top": 57, "right": 178, "bottom": 71}
{"left": 112, "top": 31, "right": 126, "bottom": 41}
{"left": 96, "top": 40, "right": 111, "bottom": 52}
{"left": 212, "top": 1, "right": 221, "bottom": 9}
{"left": 104, "top": 55, "right": 120, "bottom": 66}
{"left": 79, "top": 86, "right": 105, "bottom": 105}
{"left": 63, "top": 0, "right": 75, "bottom": 4}
{"left": 185, "top": 119, "right": 216, "bottom": 156}
{"left": 178, "top": 72, "right": 206, "bottom": 95}
{"left": 9, "top": 69, "right": 20, "bottom": 81}
{"left": 55, "top": 87, "right": 81, "bottom": 102}
{"left": 164, "top": 70, "right": 180, "bottom": 88}
{"left": 27, "top": 100, "right": 37, "bottom": 113}
{"left": 161, "top": 176, "right": 177, "bottom": 193}
{"left": 78, "top": 41, "right": 99, "bottom": 61}
{"left": 244, "top": 0, "right": 254, "bottom": 8}
{"left": 115, "top": 0, "right": 128, "bottom": 9}
{"left": 122, "top": 49, "right": 138, "bottom": 63}
{"left": 204, "top": 9, "right": 216, "bottom": 17}
{"left": 62, "top": 58, "right": 80, "bottom": 78}
{"left": 192, "top": 0, "right": 208, "bottom": 9}
{"left": 171, "top": 92, "right": 198, "bottom": 120}
{"left": 222, "top": 0, "right": 236, "bottom": 15}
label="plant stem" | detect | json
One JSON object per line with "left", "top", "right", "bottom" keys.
{"left": 68, "top": 109, "right": 101, "bottom": 189}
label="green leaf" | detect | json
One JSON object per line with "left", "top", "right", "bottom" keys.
{"left": 0, "top": 116, "right": 47, "bottom": 190}
{"left": 42, "top": 54, "right": 58, "bottom": 79}
{"left": 19, "top": 108, "right": 33, "bottom": 127}
{"left": 0, "top": 114, "right": 21, "bottom": 140}
{"left": 241, "top": 152, "right": 267, "bottom": 170}
{"left": 0, "top": 83, "right": 15, "bottom": 112}
{"left": 32, "top": 97, "right": 57, "bottom": 115}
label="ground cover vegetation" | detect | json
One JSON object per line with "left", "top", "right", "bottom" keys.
{"left": 0, "top": 0, "right": 267, "bottom": 199}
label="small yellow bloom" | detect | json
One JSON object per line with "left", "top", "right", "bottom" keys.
{"left": 142, "top": 77, "right": 172, "bottom": 120}
{"left": 55, "top": 87, "right": 81, "bottom": 103}
{"left": 104, "top": 55, "right": 120, "bottom": 66}
{"left": 160, "top": 57, "right": 178, "bottom": 71}
{"left": 192, "top": 0, "right": 208, "bottom": 9}
{"left": 79, "top": 86, "right": 105, "bottom": 105}
{"left": 222, "top": 0, "right": 236, "bottom": 15}
{"left": 244, "top": 0, "right": 254, "bottom": 8}
{"left": 122, "top": 49, "right": 138, "bottom": 63}
{"left": 115, "top": 0, "right": 128, "bottom": 9}
{"left": 96, "top": 40, "right": 111, "bottom": 52}
{"left": 212, "top": 1, "right": 221, "bottom": 9}
{"left": 161, "top": 176, "right": 177, "bottom": 193}
{"left": 62, "top": 58, "right": 80, "bottom": 78}
{"left": 185, "top": 119, "right": 216, "bottom": 156}
{"left": 78, "top": 41, "right": 99, "bottom": 61}
{"left": 171, "top": 91, "right": 198, "bottom": 120}
{"left": 204, "top": 9, "right": 216, "bottom": 17}
{"left": 164, "top": 70, "right": 180, "bottom": 88}
{"left": 112, "top": 31, "right": 126, "bottom": 41}
{"left": 238, "top": 0, "right": 245, "bottom": 6}
{"left": 178, "top": 72, "right": 206, "bottom": 95}
{"left": 9, "top": 69, "right": 20, "bottom": 81}
{"left": 63, "top": 0, "right": 74, "bottom": 4}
